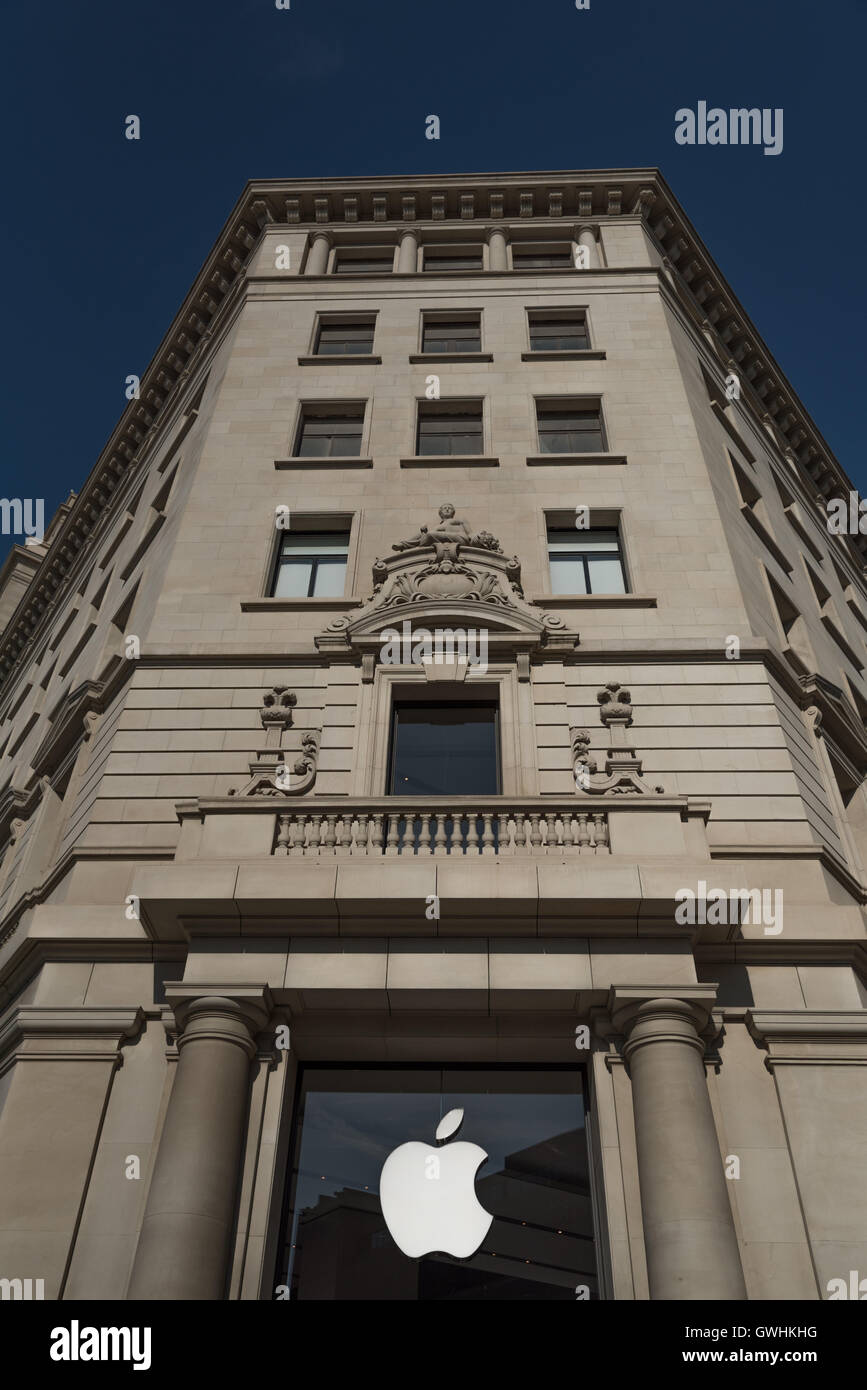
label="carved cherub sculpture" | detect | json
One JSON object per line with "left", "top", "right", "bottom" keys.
{"left": 392, "top": 502, "right": 472, "bottom": 566}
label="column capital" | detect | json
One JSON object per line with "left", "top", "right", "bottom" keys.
{"left": 308, "top": 228, "right": 333, "bottom": 245}
{"left": 598, "top": 984, "right": 721, "bottom": 1053}
{"left": 164, "top": 983, "right": 273, "bottom": 1058}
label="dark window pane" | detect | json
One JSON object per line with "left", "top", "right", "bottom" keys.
{"left": 513, "top": 252, "right": 572, "bottom": 268}
{"left": 389, "top": 704, "right": 499, "bottom": 795}
{"left": 276, "top": 1066, "right": 598, "bottom": 1301}
{"left": 417, "top": 410, "right": 483, "bottom": 455}
{"left": 316, "top": 323, "right": 375, "bottom": 354}
{"left": 335, "top": 257, "right": 393, "bottom": 274}
{"left": 529, "top": 318, "right": 589, "bottom": 351}
{"left": 424, "top": 254, "right": 483, "bottom": 271}
{"left": 297, "top": 413, "right": 363, "bottom": 457}
{"left": 422, "top": 321, "right": 481, "bottom": 353}
{"left": 537, "top": 408, "right": 602, "bottom": 453}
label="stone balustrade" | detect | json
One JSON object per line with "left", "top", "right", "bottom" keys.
{"left": 272, "top": 799, "right": 609, "bottom": 857}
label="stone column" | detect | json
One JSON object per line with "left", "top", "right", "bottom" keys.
{"left": 610, "top": 985, "right": 746, "bottom": 1300}
{"left": 397, "top": 229, "right": 418, "bottom": 273}
{"left": 487, "top": 225, "right": 509, "bottom": 271}
{"left": 128, "top": 984, "right": 271, "bottom": 1301}
{"left": 576, "top": 224, "right": 600, "bottom": 268}
{"left": 305, "top": 232, "right": 331, "bottom": 275}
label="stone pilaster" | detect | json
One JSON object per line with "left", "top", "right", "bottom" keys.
{"left": 127, "top": 984, "right": 272, "bottom": 1301}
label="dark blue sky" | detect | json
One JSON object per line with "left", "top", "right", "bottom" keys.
{"left": 1, "top": 0, "right": 864, "bottom": 556}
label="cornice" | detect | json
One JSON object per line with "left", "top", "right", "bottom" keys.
{"left": 1, "top": 168, "right": 862, "bottom": 696}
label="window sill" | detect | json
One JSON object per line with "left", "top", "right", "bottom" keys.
{"left": 400, "top": 455, "right": 500, "bottom": 468}
{"left": 521, "top": 349, "right": 606, "bottom": 361}
{"left": 533, "top": 593, "right": 657, "bottom": 607}
{"left": 526, "top": 453, "right": 626, "bottom": 466}
{"left": 274, "top": 456, "right": 373, "bottom": 469}
{"left": 298, "top": 355, "right": 382, "bottom": 365}
{"left": 241, "top": 597, "right": 364, "bottom": 612}
{"left": 408, "top": 352, "right": 493, "bottom": 363}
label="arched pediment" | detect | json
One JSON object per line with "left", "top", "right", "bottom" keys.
{"left": 315, "top": 504, "right": 578, "bottom": 662}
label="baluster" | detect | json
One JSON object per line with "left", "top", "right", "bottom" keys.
{"left": 306, "top": 813, "right": 323, "bottom": 857}
{"left": 576, "top": 811, "right": 590, "bottom": 849}
{"left": 560, "top": 810, "right": 575, "bottom": 852}
{"left": 336, "top": 815, "right": 352, "bottom": 855}
{"left": 370, "top": 813, "right": 385, "bottom": 854}
{"left": 274, "top": 814, "right": 291, "bottom": 856}
{"left": 528, "top": 812, "right": 543, "bottom": 853}
{"left": 353, "top": 813, "right": 369, "bottom": 855}
{"left": 513, "top": 814, "right": 527, "bottom": 852}
{"left": 433, "top": 813, "right": 448, "bottom": 856}
{"left": 289, "top": 813, "right": 306, "bottom": 857}
{"left": 481, "top": 812, "right": 496, "bottom": 856}
{"left": 465, "top": 813, "right": 479, "bottom": 857}
{"left": 324, "top": 812, "right": 338, "bottom": 853}
{"left": 497, "top": 812, "right": 512, "bottom": 855}
{"left": 400, "top": 814, "right": 417, "bottom": 855}
{"left": 417, "top": 812, "right": 432, "bottom": 856}
{"left": 593, "top": 812, "right": 609, "bottom": 850}
{"left": 385, "top": 813, "right": 401, "bottom": 856}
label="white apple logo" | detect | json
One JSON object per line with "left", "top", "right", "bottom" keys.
{"left": 379, "top": 1108, "right": 493, "bottom": 1259}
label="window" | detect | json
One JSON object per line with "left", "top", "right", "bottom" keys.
{"left": 421, "top": 317, "right": 482, "bottom": 353}
{"left": 416, "top": 401, "right": 483, "bottom": 456}
{"left": 315, "top": 320, "right": 375, "bottom": 355}
{"left": 271, "top": 530, "right": 349, "bottom": 598}
{"left": 274, "top": 1065, "right": 598, "bottom": 1302}
{"left": 528, "top": 313, "right": 589, "bottom": 352}
{"left": 512, "top": 249, "right": 572, "bottom": 269}
{"left": 537, "top": 402, "right": 604, "bottom": 454}
{"left": 389, "top": 702, "right": 500, "bottom": 794}
{"left": 547, "top": 527, "right": 626, "bottom": 595}
{"left": 334, "top": 250, "right": 394, "bottom": 274}
{"left": 295, "top": 405, "right": 364, "bottom": 457}
{"left": 423, "top": 248, "right": 483, "bottom": 272}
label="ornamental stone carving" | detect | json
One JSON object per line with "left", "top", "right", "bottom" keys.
{"left": 260, "top": 686, "right": 296, "bottom": 730}
{"left": 316, "top": 503, "right": 578, "bottom": 662}
{"left": 570, "top": 682, "right": 664, "bottom": 796}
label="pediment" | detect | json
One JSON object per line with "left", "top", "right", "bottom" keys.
{"left": 315, "top": 505, "right": 577, "bottom": 662}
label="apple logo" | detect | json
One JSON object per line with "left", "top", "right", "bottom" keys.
{"left": 379, "top": 1107, "right": 494, "bottom": 1259}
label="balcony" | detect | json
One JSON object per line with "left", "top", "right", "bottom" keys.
{"left": 272, "top": 799, "right": 610, "bottom": 857}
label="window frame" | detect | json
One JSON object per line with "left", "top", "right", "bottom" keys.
{"left": 535, "top": 397, "right": 607, "bottom": 455}
{"left": 266, "top": 514, "right": 355, "bottom": 600}
{"left": 312, "top": 315, "right": 377, "bottom": 356}
{"left": 415, "top": 398, "right": 485, "bottom": 457}
{"left": 545, "top": 522, "right": 629, "bottom": 596}
{"left": 293, "top": 402, "right": 367, "bottom": 459}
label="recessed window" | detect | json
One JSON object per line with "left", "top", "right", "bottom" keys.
{"left": 423, "top": 248, "right": 483, "bottom": 272}
{"left": 274, "top": 1065, "right": 597, "bottom": 1302}
{"left": 547, "top": 527, "right": 626, "bottom": 595}
{"left": 295, "top": 405, "right": 364, "bottom": 457}
{"left": 416, "top": 401, "right": 483, "bottom": 456}
{"left": 389, "top": 702, "right": 500, "bottom": 794}
{"left": 315, "top": 320, "right": 375, "bottom": 355}
{"left": 512, "top": 249, "right": 572, "bottom": 269}
{"left": 421, "top": 317, "right": 482, "bottom": 353}
{"left": 271, "top": 530, "right": 349, "bottom": 598}
{"left": 334, "top": 250, "right": 394, "bottom": 275}
{"left": 528, "top": 313, "right": 589, "bottom": 352}
{"left": 537, "top": 402, "right": 604, "bottom": 454}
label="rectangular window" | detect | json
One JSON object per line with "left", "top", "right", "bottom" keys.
{"left": 389, "top": 702, "right": 500, "bottom": 795}
{"left": 423, "top": 249, "right": 484, "bottom": 272}
{"left": 315, "top": 320, "right": 375, "bottom": 355}
{"left": 334, "top": 251, "right": 394, "bottom": 275}
{"left": 421, "top": 318, "right": 482, "bottom": 353}
{"left": 537, "top": 403, "right": 604, "bottom": 454}
{"left": 528, "top": 314, "right": 589, "bottom": 352}
{"left": 547, "top": 527, "right": 626, "bottom": 595}
{"left": 295, "top": 406, "right": 364, "bottom": 457}
{"left": 512, "top": 250, "right": 572, "bottom": 269}
{"left": 416, "top": 401, "right": 483, "bottom": 456}
{"left": 271, "top": 530, "right": 349, "bottom": 598}
{"left": 274, "top": 1065, "right": 598, "bottom": 1302}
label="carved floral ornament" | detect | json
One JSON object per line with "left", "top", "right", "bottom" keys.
{"left": 315, "top": 503, "right": 578, "bottom": 661}
{"left": 228, "top": 688, "right": 321, "bottom": 797}
{"left": 570, "top": 682, "right": 664, "bottom": 796}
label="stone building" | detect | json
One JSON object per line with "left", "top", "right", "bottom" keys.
{"left": 0, "top": 168, "right": 865, "bottom": 1303}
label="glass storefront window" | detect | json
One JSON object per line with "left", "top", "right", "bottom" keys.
{"left": 274, "top": 1066, "right": 598, "bottom": 1301}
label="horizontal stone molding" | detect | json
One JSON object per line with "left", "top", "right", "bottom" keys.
{"left": 0, "top": 1005, "right": 145, "bottom": 1069}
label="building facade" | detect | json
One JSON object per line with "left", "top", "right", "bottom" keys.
{"left": 0, "top": 168, "right": 865, "bottom": 1302}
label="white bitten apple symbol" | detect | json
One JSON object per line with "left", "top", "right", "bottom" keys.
{"left": 379, "top": 1107, "right": 494, "bottom": 1259}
